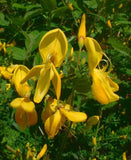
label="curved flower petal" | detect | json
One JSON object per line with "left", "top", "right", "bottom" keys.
{"left": 78, "top": 13, "right": 86, "bottom": 48}
{"left": 85, "top": 37, "right": 103, "bottom": 72}
{"left": 15, "top": 107, "right": 27, "bottom": 130}
{"left": 21, "top": 99, "right": 35, "bottom": 112}
{"left": 78, "top": 14, "right": 86, "bottom": 39}
{"left": 87, "top": 116, "right": 99, "bottom": 126}
{"left": 15, "top": 107, "right": 37, "bottom": 130}
{"left": 21, "top": 64, "right": 44, "bottom": 84}
{"left": 39, "top": 29, "right": 68, "bottom": 67}
{"left": 7, "top": 64, "right": 18, "bottom": 73}
{"left": 34, "top": 64, "right": 54, "bottom": 103}
{"left": 26, "top": 109, "right": 38, "bottom": 126}
{"left": 41, "top": 105, "right": 54, "bottom": 123}
{"left": 44, "top": 110, "right": 62, "bottom": 139}
{"left": 51, "top": 63, "right": 61, "bottom": 100}
{"left": 92, "top": 69, "right": 119, "bottom": 104}
{"left": 60, "top": 108, "right": 87, "bottom": 122}
{"left": 10, "top": 98, "right": 23, "bottom": 108}
{"left": 1, "top": 70, "right": 12, "bottom": 80}
{"left": 12, "top": 65, "right": 30, "bottom": 97}
{"left": 37, "top": 144, "right": 47, "bottom": 160}
{"left": 107, "top": 76, "right": 119, "bottom": 92}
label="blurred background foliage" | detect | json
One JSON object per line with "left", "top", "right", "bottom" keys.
{"left": 0, "top": 0, "right": 131, "bottom": 159}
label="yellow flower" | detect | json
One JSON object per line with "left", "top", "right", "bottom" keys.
{"left": 0, "top": 66, "right": 6, "bottom": 75}
{"left": 21, "top": 62, "right": 61, "bottom": 103}
{"left": 123, "top": 152, "right": 127, "bottom": 160}
{"left": 21, "top": 29, "right": 68, "bottom": 103}
{"left": 0, "top": 64, "right": 17, "bottom": 80}
{"left": 6, "top": 40, "right": 16, "bottom": 47}
{"left": 6, "top": 83, "right": 11, "bottom": 91}
{"left": 69, "top": 3, "right": 74, "bottom": 11}
{"left": 26, "top": 147, "right": 34, "bottom": 160}
{"left": 92, "top": 136, "right": 97, "bottom": 145}
{"left": 91, "top": 69, "right": 119, "bottom": 104}
{"left": 41, "top": 96, "right": 87, "bottom": 139}
{"left": 112, "top": 8, "right": 115, "bottom": 13}
{"left": 85, "top": 37, "right": 119, "bottom": 105}
{"left": 10, "top": 97, "right": 38, "bottom": 130}
{"left": 78, "top": 14, "right": 86, "bottom": 49}
{"left": 107, "top": 20, "right": 112, "bottom": 28}
{"left": 0, "top": 41, "right": 15, "bottom": 54}
{"left": 85, "top": 37, "right": 103, "bottom": 72}
{"left": 87, "top": 115, "right": 99, "bottom": 126}
{"left": 119, "top": 3, "right": 123, "bottom": 9}
{"left": 0, "top": 41, "right": 6, "bottom": 53}
{"left": 12, "top": 65, "right": 31, "bottom": 97}
{"left": 68, "top": 47, "right": 74, "bottom": 61}
{"left": 39, "top": 28, "right": 68, "bottom": 68}
{"left": 120, "top": 135, "right": 127, "bottom": 140}
{"left": 37, "top": 144, "right": 47, "bottom": 160}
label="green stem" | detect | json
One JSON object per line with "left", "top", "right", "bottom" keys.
{"left": 6, "top": 145, "right": 16, "bottom": 154}
{"left": 95, "top": 108, "right": 103, "bottom": 137}
{"left": 56, "top": 123, "right": 72, "bottom": 160}
{"left": 77, "top": 47, "right": 82, "bottom": 69}
{"left": 91, "top": 108, "right": 103, "bottom": 159}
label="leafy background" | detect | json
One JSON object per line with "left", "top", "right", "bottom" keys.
{"left": 0, "top": 0, "right": 131, "bottom": 159}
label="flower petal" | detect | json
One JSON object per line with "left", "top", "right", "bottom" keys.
{"left": 39, "top": 29, "right": 68, "bottom": 67}
{"left": 87, "top": 116, "right": 99, "bottom": 126}
{"left": 78, "top": 14, "right": 86, "bottom": 39}
{"left": 10, "top": 98, "right": 23, "bottom": 108}
{"left": 51, "top": 63, "right": 61, "bottom": 100}
{"left": 21, "top": 99, "right": 35, "bottom": 112}
{"left": 85, "top": 37, "right": 103, "bottom": 72}
{"left": 1, "top": 70, "right": 12, "bottom": 80}
{"left": 37, "top": 144, "right": 47, "bottom": 160}
{"left": 78, "top": 14, "right": 86, "bottom": 48}
{"left": 44, "top": 110, "right": 62, "bottom": 139}
{"left": 12, "top": 65, "right": 30, "bottom": 97}
{"left": 21, "top": 64, "right": 44, "bottom": 84}
{"left": 41, "top": 106, "right": 54, "bottom": 123}
{"left": 15, "top": 107, "right": 27, "bottom": 130}
{"left": 107, "top": 76, "right": 119, "bottom": 92}
{"left": 26, "top": 109, "right": 38, "bottom": 126}
{"left": 34, "top": 64, "right": 54, "bottom": 103}
{"left": 92, "top": 69, "right": 119, "bottom": 104}
{"left": 60, "top": 108, "right": 87, "bottom": 122}
{"left": 15, "top": 107, "right": 37, "bottom": 130}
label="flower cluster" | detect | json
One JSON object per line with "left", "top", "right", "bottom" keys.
{"left": 0, "top": 13, "right": 119, "bottom": 158}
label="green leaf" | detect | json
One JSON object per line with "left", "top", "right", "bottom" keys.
{"left": 0, "top": 0, "right": 7, "bottom": 4}
{"left": 24, "top": 8, "right": 43, "bottom": 22}
{"left": 107, "top": 37, "right": 131, "bottom": 57}
{"left": 115, "top": 21, "right": 131, "bottom": 25}
{"left": 51, "top": 6, "right": 71, "bottom": 18}
{"left": 40, "top": 0, "right": 57, "bottom": 11}
{"left": 83, "top": 0, "right": 98, "bottom": 9}
{"left": 25, "top": 4, "right": 41, "bottom": 11}
{"left": 25, "top": 30, "right": 46, "bottom": 53}
{"left": 12, "top": 3, "right": 26, "bottom": 10}
{"left": 87, "top": 13, "right": 106, "bottom": 23}
{"left": 126, "top": 69, "right": 131, "bottom": 77}
{"left": 11, "top": 16, "right": 25, "bottom": 26}
{"left": 33, "top": 52, "right": 43, "bottom": 66}
{"left": 11, "top": 47, "right": 26, "bottom": 60}
{"left": 0, "top": 13, "right": 9, "bottom": 26}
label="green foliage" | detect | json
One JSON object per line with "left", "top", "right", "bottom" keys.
{"left": 0, "top": 0, "right": 130, "bottom": 160}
